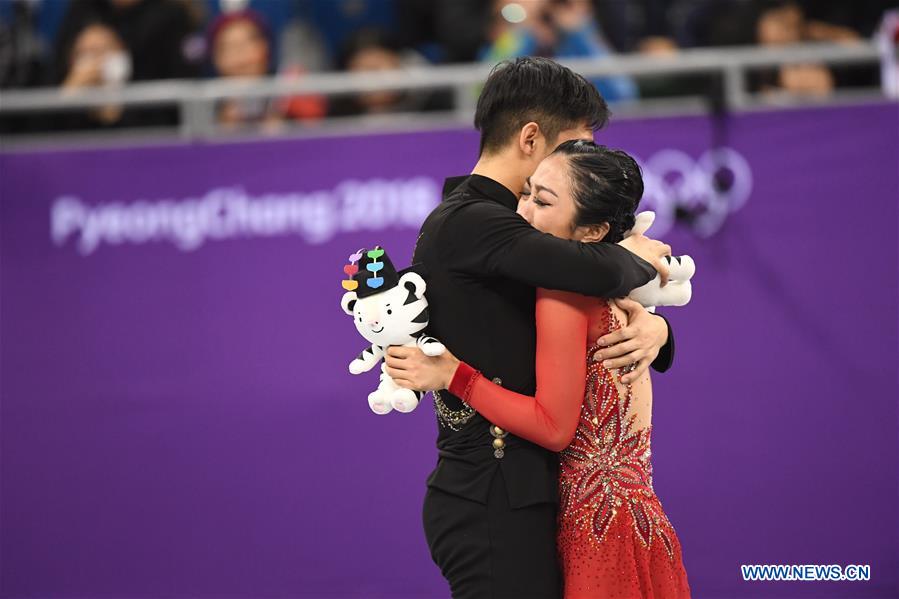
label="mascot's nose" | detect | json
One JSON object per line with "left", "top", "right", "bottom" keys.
{"left": 367, "top": 319, "right": 380, "bottom": 327}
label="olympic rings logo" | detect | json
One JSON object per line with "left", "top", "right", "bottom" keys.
{"left": 634, "top": 147, "right": 753, "bottom": 238}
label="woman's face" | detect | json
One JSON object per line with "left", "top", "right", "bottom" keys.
{"left": 517, "top": 153, "right": 577, "bottom": 239}
{"left": 517, "top": 153, "right": 609, "bottom": 242}
{"left": 213, "top": 20, "right": 269, "bottom": 78}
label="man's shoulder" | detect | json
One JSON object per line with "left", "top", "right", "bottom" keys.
{"left": 427, "top": 189, "right": 509, "bottom": 229}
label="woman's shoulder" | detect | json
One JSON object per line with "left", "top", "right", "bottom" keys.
{"left": 536, "top": 288, "right": 597, "bottom": 312}
{"left": 536, "top": 289, "right": 617, "bottom": 326}
{"left": 533, "top": 291, "right": 643, "bottom": 352}
{"left": 536, "top": 290, "right": 625, "bottom": 343}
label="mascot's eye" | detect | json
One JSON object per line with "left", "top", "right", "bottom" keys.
{"left": 387, "top": 309, "right": 392, "bottom": 315}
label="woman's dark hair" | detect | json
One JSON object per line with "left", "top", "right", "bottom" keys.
{"left": 552, "top": 140, "right": 643, "bottom": 243}
{"left": 474, "top": 57, "right": 610, "bottom": 156}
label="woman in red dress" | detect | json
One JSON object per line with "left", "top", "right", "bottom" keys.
{"left": 400, "top": 140, "right": 691, "bottom": 598}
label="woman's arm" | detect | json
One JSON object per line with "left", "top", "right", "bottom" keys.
{"left": 448, "top": 289, "right": 590, "bottom": 452}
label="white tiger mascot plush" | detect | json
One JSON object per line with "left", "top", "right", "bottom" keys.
{"left": 340, "top": 246, "right": 444, "bottom": 415}
{"left": 624, "top": 212, "right": 695, "bottom": 310}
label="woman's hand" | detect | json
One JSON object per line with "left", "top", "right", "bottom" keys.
{"left": 593, "top": 298, "right": 668, "bottom": 384}
{"left": 385, "top": 345, "right": 461, "bottom": 392}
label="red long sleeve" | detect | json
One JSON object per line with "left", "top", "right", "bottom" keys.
{"left": 448, "top": 289, "right": 591, "bottom": 452}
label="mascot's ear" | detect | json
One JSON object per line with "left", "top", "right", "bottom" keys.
{"left": 341, "top": 291, "right": 358, "bottom": 316}
{"left": 399, "top": 272, "right": 426, "bottom": 305}
{"left": 626, "top": 211, "right": 655, "bottom": 237}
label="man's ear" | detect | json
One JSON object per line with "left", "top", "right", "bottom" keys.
{"left": 518, "top": 122, "right": 542, "bottom": 157}
{"left": 579, "top": 222, "right": 610, "bottom": 243}
{"left": 341, "top": 291, "right": 358, "bottom": 315}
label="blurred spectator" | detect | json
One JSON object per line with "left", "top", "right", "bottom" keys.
{"left": 51, "top": 19, "right": 175, "bottom": 130}
{"left": 328, "top": 28, "right": 451, "bottom": 117}
{"left": 797, "top": 0, "right": 891, "bottom": 89}
{"left": 61, "top": 22, "right": 130, "bottom": 92}
{"left": 207, "top": 9, "right": 326, "bottom": 129}
{"left": 54, "top": 0, "right": 198, "bottom": 83}
{"left": 693, "top": 1, "right": 835, "bottom": 97}
{"left": 686, "top": 0, "right": 893, "bottom": 46}
{"left": 480, "top": 0, "right": 639, "bottom": 103}
{"left": 754, "top": 1, "right": 834, "bottom": 97}
{"left": 208, "top": 9, "right": 281, "bottom": 130}
{"left": 40, "top": 0, "right": 200, "bottom": 131}
{"left": 209, "top": 9, "right": 272, "bottom": 79}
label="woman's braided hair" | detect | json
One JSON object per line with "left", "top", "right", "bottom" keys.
{"left": 552, "top": 140, "right": 644, "bottom": 243}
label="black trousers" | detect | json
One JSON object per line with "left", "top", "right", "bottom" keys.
{"left": 422, "top": 468, "right": 561, "bottom": 599}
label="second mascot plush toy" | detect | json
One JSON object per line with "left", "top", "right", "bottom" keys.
{"left": 625, "top": 212, "right": 696, "bottom": 310}
{"left": 341, "top": 214, "right": 696, "bottom": 415}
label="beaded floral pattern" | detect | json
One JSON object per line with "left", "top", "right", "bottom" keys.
{"left": 558, "top": 302, "right": 677, "bottom": 560}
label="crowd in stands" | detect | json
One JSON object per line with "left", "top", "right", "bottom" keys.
{"left": 0, "top": 0, "right": 893, "bottom": 133}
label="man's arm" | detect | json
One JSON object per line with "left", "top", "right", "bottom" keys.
{"left": 447, "top": 202, "right": 660, "bottom": 298}
{"left": 650, "top": 313, "right": 674, "bottom": 373}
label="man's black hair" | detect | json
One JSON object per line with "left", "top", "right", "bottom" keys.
{"left": 474, "top": 57, "right": 610, "bottom": 156}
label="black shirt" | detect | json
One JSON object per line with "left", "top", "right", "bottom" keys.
{"left": 413, "top": 174, "right": 674, "bottom": 508}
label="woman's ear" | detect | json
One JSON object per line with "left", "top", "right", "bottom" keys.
{"left": 518, "top": 122, "right": 542, "bottom": 157}
{"left": 577, "top": 222, "right": 610, "bottom": 243}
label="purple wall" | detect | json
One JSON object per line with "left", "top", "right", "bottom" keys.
{"left": 2, "top": 102, "right": 897, "bottom": 598}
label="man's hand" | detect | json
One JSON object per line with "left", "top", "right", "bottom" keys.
{"left": 385, "top": 345, "right": 461, "bottom": 391}
{"left": 593, "top": 298, "right": 668, "bottom": 384}
{"left": 619, "top": 234, "right": 671, "bottom": 287}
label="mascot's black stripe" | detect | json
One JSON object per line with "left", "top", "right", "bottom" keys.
{"left": 411, "top": 306, "right": 429, "bottom": 324}
{"left": 356, "top": 345, "right": 380, "bottom": 361}
{"left": 664, "top": 255, "right": 683, "bottom": 266}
